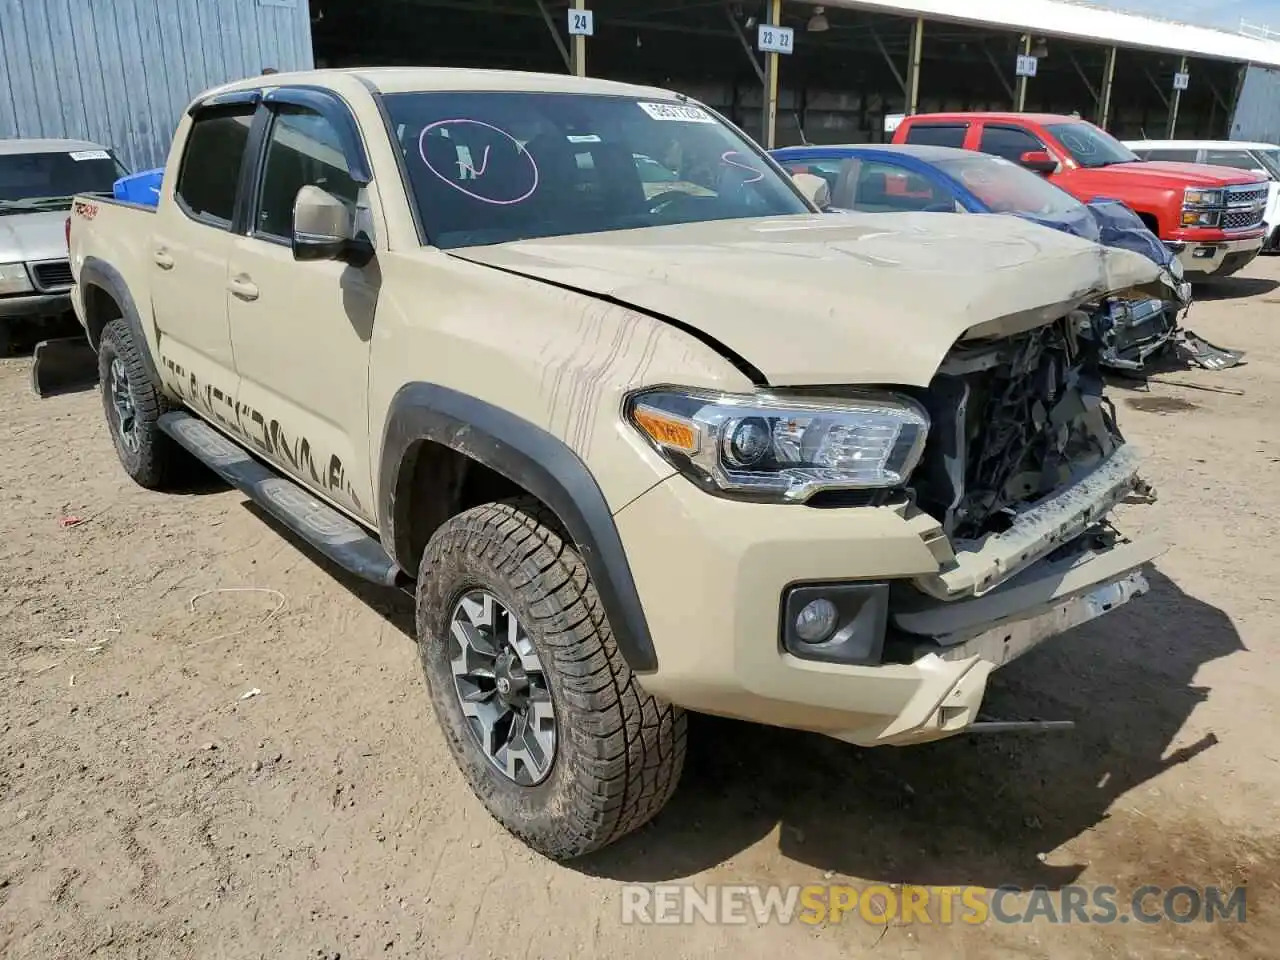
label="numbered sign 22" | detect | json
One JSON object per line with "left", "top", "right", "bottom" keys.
{"left": 1015, "top": 54, "right": 1038, "bottom": 78}
{"left": 757, "top": 24, "right": 795, "bottom": 55}
{"left": 568, "top": 8, "right": 594, "bottom": 36}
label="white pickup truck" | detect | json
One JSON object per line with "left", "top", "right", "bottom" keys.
{"left": 69, "top": 67, "right": 1171, "bottom": 859}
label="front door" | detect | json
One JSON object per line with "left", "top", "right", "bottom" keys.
{"left": 150, "top": 103, "right": 258, "bottom": 429}
{"left": 226, "top": 99, "right": 380, "bottom": 521}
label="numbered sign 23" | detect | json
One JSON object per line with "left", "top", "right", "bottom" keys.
{"left": 757, "top": 24, "right": 795, "bottom": 55}
{"left": 568, "top": 8, "right": 594, "bottom": 36}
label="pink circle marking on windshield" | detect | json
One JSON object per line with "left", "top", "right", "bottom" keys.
{"left": 418, "top": 119, "right": 540, "bottom": 206}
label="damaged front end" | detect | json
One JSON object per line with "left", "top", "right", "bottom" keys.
{"left": 1077, "top": 200, "right": 1242, "bottom": 373}
{"left": 881, "top": 299, "right": 1165, "bottom": 694}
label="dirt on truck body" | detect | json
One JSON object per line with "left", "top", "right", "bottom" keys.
{"left": 68, "top": 67, "right": 1172, "bottom": 859}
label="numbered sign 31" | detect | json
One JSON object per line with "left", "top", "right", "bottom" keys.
{"left": 1016, "top": 54, "right": 1038, "bottom": 78}
{"left": 568, "top": 8, "right": 594, "bottom": 36}
{"left": 757, "top": 24, "right": 795, "bottom": 55}
{"left": 1173, "top": 71, "right": 1190, "bottom": 91}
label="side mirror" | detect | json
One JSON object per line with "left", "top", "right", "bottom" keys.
{"left": 791, "top": 172, "right": 832, "bottom": 209}
{"left": 292, "top": 185, "right": 358, "bottom": 263}
{"left": 1018, "top": 149, "right": 1060, "bottom": 175}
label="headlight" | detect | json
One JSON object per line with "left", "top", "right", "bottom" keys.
{"left": 1181, "top": 210, "right": 1220, "bottom": 227}
{"left": 627, "top": 388, "right": 929, "bottom": 502}
{"left": 0, "top": 262, "right": 33, "bottom": 296}
{"left": 1183, "top": 188, "right": 1223, "bottom": 207}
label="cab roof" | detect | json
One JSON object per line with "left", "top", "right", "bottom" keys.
{"left": 0, "top": 138, "right": 109, "bottom": 155}
{"left": 774, "top": 143, "right": 975, "bottom": 163}
{"left": 905, "top": 112, "right": 1085, "bottom": 125}
{"left": 1124, "top": 139, "right": 1280, "bottom": 150}
{"left": 207, "top": 67, "right": 682, "bottom": 102}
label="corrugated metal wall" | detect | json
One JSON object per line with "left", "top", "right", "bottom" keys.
{"left": 1230, "top": 65, "right": 1280, "bottom": 144}
{"left": 0, "top": 0, "right": 314, "bottom": 171}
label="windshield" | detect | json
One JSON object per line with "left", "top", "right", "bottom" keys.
{"left": 1253, "top": 149, "right": 1280, "bottom": 179}
{"left": 935, "top": 154, "right": 1089, "bottom": 221}
{"left": 383, "top": 91, "right": 809, "bottom": 248}
{"left": 0, "top": 150, "right": 124, "bottom": 211}
{"left": 1044, "top": 123, "right": 1139, "bottom": 169}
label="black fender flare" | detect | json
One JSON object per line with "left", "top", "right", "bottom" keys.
{"left": 379, "top": 383, "right": 658, "bottom": 674}
{"left": 78, "top": 257, "right": 163, "bottom": 388}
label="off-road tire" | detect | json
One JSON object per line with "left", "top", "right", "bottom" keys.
{"left": 98, "top": 317, "right": 186, "bottom": 490}
{"left": 416, "top": 498, "right": 686, "bottom": 860}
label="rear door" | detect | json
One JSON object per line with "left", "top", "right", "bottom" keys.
{"left": 225, "top": 88, "right": 381, "bottom": 520}
{"left": 151, "top": 97, "right": 260, "bottom": 429}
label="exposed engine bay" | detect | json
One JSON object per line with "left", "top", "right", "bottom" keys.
{"left": 913, "top": 316, "right": 1126, "bottom": 541}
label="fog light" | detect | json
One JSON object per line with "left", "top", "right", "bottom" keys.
{"left": 795, "top": 598, "right": 838, "bottom": 643}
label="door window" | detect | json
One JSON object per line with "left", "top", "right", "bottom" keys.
{"left": 903, "top": 124, "right": 968, "bottom": 148}
{"left": 1144, "top": 148, "right": 1200, "bottom": 162}
{"left": 977, "top": 126, "right": 1045, "bottom": 163}
{"left": 255, "top": 106, "right": 360, "bottom": 242}
{"left": 852, "top": 161, "right": 954, "bottom": 212}
{"left": 175, "top": 107, "right": 256, "bottom": 228}
{"left": 778, "top": 157, "right": 849, "bottom": 204}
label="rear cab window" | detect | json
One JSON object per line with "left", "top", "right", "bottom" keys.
{"left": 175, "top": 105, "right": 257, "bottom": 229}
{"left": 902, "top": 123, "right": 969, "bottom": 149}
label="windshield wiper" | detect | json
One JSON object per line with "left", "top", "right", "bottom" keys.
{"left": 0, "top": 195, "right": 78, "bottom": 213}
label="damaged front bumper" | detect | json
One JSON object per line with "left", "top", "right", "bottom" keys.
{"left": 912, "top": 443, "right": 1146, "bottom": 600}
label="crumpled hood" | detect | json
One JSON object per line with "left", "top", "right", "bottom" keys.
{"left": 0, "top": 209, "right": 70, "bottom": 263}
{"left": 451, "top": 213, "right": 1163, "bottom": 386}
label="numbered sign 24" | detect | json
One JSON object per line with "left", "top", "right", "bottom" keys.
{"left": 1016, "top": 54, "right": 1038, "bottom": 78}
{"left": 757, "top": 24, "right": 795, "bottom": 55}
{"left": 568, "top": 8, "right": 594, "bottom": 36}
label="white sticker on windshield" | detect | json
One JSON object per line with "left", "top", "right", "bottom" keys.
{"left": 69, "top": 150, "right": 110, "bottom": 161}
{"left": 567, "top": 134, "right": 601, "bottom": 143}
{"left": 637, "top": 101, "right": 715, "bottom": 124}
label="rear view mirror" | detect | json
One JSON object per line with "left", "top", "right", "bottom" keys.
{"left": 292, "top": 185, "right": 359, "bottom": 263}
{"left": 791, "top": 172, "right": 832, "bottom": 209}
{"left": 1018, "top": 150, "right": 1060, "bottom": 175}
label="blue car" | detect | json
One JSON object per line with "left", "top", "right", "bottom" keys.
{"left": 770, "top": 143, "right": 1240, "bottom": 371}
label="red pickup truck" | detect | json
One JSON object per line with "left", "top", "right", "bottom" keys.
{"left": 893, "top": 113, "right": 1268, "bottom": 280}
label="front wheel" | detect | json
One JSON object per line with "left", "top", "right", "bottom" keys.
{"left": 415, "top": 498, "right": 686, "bottom": 860}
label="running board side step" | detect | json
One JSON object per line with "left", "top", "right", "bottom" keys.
{"left": 159, "top": 411, "right": 403, "bottom": 588}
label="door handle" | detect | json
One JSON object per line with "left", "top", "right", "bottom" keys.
{"left": 228, "top": 276, "right": 259, "bottom": 302}
{"left": 152, "top": 250, "right": 175, "bottom": 270}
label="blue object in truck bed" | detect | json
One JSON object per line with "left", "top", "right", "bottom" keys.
{"left": 113, "top": 168, "right": 163, "bottom": 207}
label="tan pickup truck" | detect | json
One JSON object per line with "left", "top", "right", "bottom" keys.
{"left": 69, "top": 67, "right": 1172, "bottom": 860}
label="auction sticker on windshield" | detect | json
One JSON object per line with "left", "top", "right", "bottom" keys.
{"left": 638, "top": 102, "right": 716, "bottom": 123}
{"left": 69, "top": 149, "right": 111, "bottom": 161}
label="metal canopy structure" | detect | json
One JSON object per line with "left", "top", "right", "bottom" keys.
{"left": 309, "top": 0, "right": 1273, "bottom": 147}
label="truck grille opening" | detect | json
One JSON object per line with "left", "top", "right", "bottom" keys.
{"left": 911, "top": 317, "right": 1124, "bottom": 541}
{"left": 1223, "top": 209, "right": 1264, "bottom": 231}
{"left": 31, "top": 260, "right": 73, "bottom": 292}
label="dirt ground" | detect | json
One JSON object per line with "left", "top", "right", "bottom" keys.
{"left": 3, "top": 264, "right": 1280, "bottom": 960}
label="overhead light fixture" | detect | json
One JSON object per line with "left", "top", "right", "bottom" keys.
{"left": 808, "top": 6, "right": 830, "bottom": 32}
{"left": 1031, "top": 37, "right": 1049, "bottom": 58}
